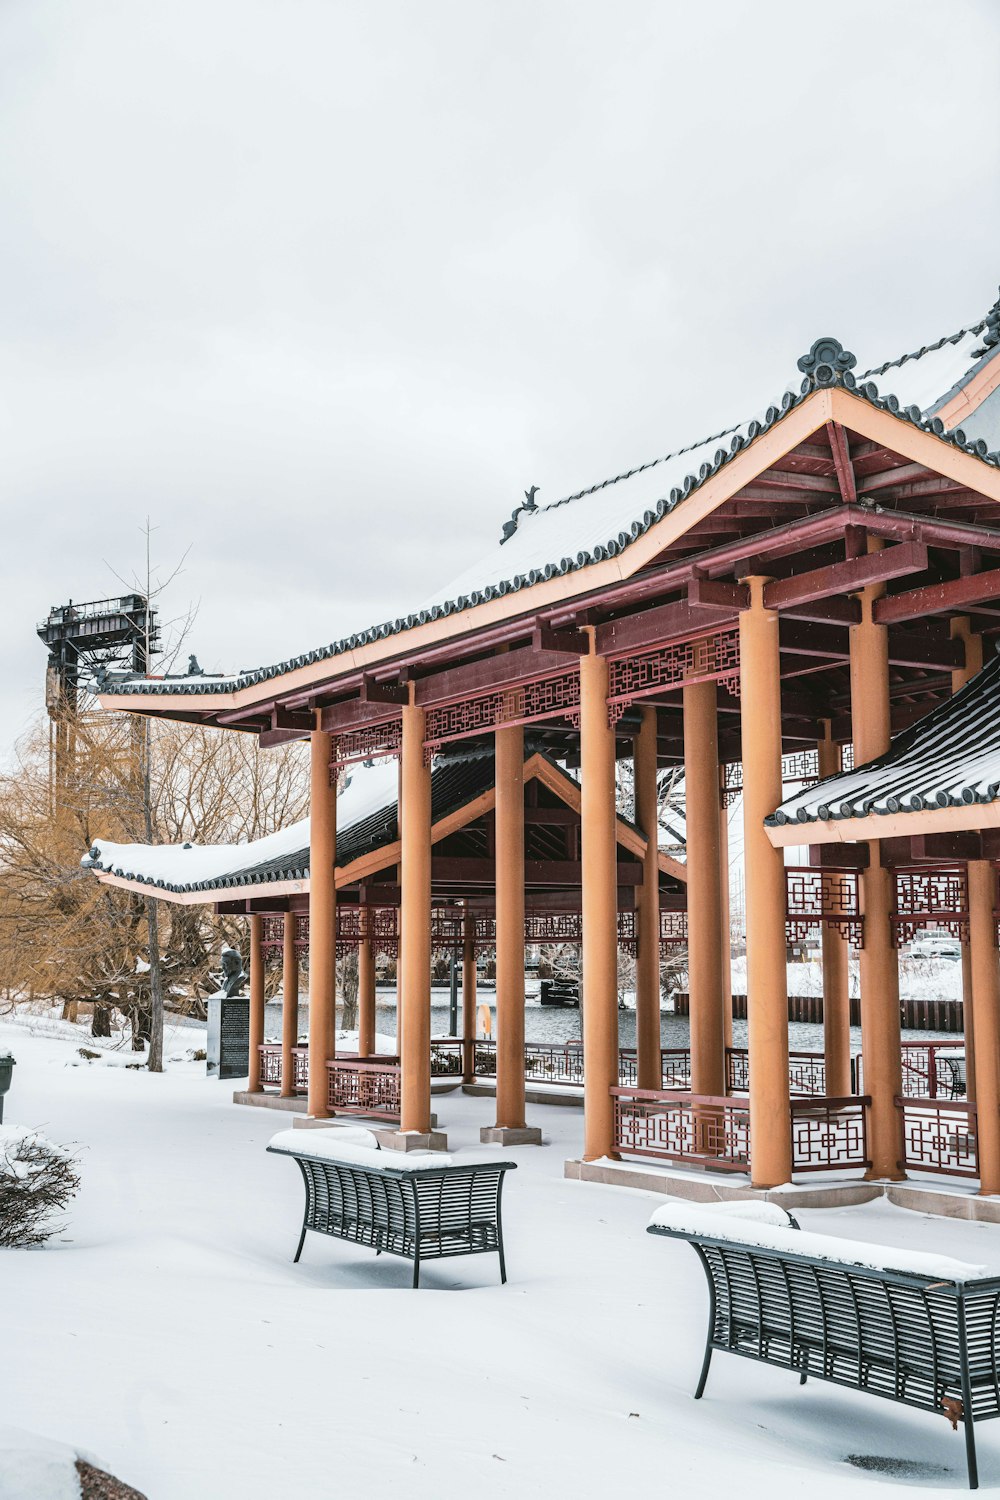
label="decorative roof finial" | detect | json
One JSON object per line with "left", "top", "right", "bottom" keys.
{"left": 975, "top": 287, "right": 1000, "bottom": 356}
{"left": 797, "top": 337, "right": 857, "bottom": 388}
{"left": 500, "top": 485, "right": 540, "bottom": 544}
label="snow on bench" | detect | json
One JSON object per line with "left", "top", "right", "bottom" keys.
{"left": 267, "top": 1130, "right": 517, "bottom": 1287}
{"left": 648, "top": 1199, "right": 1000, "bottom": 1489}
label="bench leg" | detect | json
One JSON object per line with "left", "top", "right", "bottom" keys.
{"left": 293, "top": 1224, "right": 307, "bottom": 1264}
{"left": 498, "top": 1238, "right": 507, "bottom": 1286}
{"left": 694, "top": 1340, "right": 713, "bottom": 1400}
{"left": 412, "top": 1253, "right": 420, "bottom": 1290}
{"left": 964, "top": 1414, "right": 979, "bottom": 1490}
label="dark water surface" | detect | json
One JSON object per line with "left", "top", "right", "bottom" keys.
{"left": 266, "top": 987, "right": 957, "bottom": 1052}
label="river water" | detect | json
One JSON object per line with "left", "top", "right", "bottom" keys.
{"left": 265, "top": 985, "right": 958, "bottom": 1053}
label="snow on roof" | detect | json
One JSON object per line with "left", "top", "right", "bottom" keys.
{"left": 101, "top": 294, "right": 1000, "bottom": 703}
{"left": 769, "top": 650, "right": 1000, "bottom": 831}
{"left": 648, "top": 1200, "right": 989, "bottom": 1283}
{"left": 82, "top": 757, "right": 399, "bottom": 891}
{"left": 859, "top": 322, "right": 997, "bottom": 416}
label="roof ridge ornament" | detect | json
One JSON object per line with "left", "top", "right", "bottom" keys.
{"left": 797, "top": 337, "right": 857, "bottom": 390}
{"left": 500, "top": 484, "right": 540, "bottom": 544}
{"left": 973, "top": 287, "right": 1000, "bottom": 357}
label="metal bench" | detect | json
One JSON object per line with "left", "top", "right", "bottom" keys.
{"left": 648, "top": 1201, "right": 1000, "bottom": 1488}
{"left": 267, "top": 1133, "right": 515, "bottom": 1288}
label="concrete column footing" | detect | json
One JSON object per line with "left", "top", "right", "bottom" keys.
{"left": 375, "top": 1129, "right": 449, "bottom": 1152}
{"left": 565, "top": 1157, "right": 1000, "bottom": 1222}
{"left": 480, "top": 1125, "right": 543, "bottom": 1146}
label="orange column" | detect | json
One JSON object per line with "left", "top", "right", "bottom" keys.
{"left": 953, "top": 617, "right": 983, "bottom": 1105}
{"left": 817, "top": 726, "right": 851, "bottom": 1097}
{"left": 968, "top": 861, "right": 1000, "bottom": 1196}
{"left": 739, "top": 578, "right": 792, "bottom": 1188}
{"left": 580, "top": 636, "right": 619, "bottom": 1161}
{"left": 684, "top": 678, "right": 726, "bottom": 1097}
{"left": 307, "top": 727, "right": 337, "bottom": 1118}
{"left": 634, "top": 706, "right": 662, "bottom": 1091}
{"left": 493, "top": 722, "right": 528, "bottom": 1131}
{"left": 248, "top": 913, "right": 265, "bottom": 1094}
{"left": 719, "top": 776, "right": 733, "bottom": 1054}
{"left": 358, "top": 924, "right": 376, "bottom": 1059}
{"left": 399, "top": 696, "right": 432, "bottom": 1134}
{"left": 280, "top": 911, "right": 299, "bottom": 1097}
{"left": 850, "top": 562, "right": 903, "bottom": 1179}
{"left": 462, "top": 907, "right": 477, "bottom": 1083}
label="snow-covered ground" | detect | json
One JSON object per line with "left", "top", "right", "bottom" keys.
{"left": 3, "top": 1013, "right": 1000, "bottom": 1498}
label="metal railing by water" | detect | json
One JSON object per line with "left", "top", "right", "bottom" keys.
{"left": 857, "top": 1042, "right": 966, "bottom": 1100}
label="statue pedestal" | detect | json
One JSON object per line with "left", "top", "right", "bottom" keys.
{"left": 206, "top": 996, "right": 250, "bottom": 1080}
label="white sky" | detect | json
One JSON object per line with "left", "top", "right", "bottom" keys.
{"left": 1, "top": 0, "right": 998, "bottom": 748}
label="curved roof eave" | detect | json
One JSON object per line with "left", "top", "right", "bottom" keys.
{"left": 98, "top": 374, "right": 1000, "bottom": 721}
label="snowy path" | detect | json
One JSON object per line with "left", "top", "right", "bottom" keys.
{"left": 2, "top": 1018, "right": 1000, "bottom": 1498}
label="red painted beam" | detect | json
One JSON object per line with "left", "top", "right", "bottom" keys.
{"left": 754, "top": 469, "right": 839, "bottom": 493}
{"left": 413, "top": 644, "right": 579, "bottom": 706}
{"left": 873, "top": 566, "right": 1000, "bottom": 624}
{"left": 826, "top": 422, "right": 857, "bottom": 505}
{"left": 688, "top": 577, "right": 749, "bottom": 610}
{"left": 780, "top": 619, "right": 962, "bottom": 669}
{"left": 858, "top": 461, "right": 932, "bottom": 493}
{"left": 762, "top": 541, "right": 928, "bottom": 611}
{"left": 430, "top": 857, "right": 643, "bottom": 886}
{"left": 259, "top": 728, "right": 309, "bottom": 748}
{"left": 595, "top": 600, "right": 735, "bottom": 657}
{"left": 319, "top": 697, "right": 402, "bottom": 734}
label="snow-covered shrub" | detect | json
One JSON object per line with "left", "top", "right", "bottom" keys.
{"left": 0, "top": 1127, "right": 80, "bottom": 1247}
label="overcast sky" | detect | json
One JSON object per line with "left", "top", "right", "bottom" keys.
{"left": 1, "top": 0, "right": 998, "bottom": 746}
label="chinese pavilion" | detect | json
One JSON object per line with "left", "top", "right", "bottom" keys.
{"left": 87, "top": 288, "right": 1000, "bottom": 1195}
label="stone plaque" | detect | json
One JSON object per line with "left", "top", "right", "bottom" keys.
{"left": 206, "top": 996, "right": 250, "bottom": 1080}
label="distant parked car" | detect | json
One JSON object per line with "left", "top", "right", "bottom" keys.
{"left": 908, "top": 934, "right": 962, "bottom": 962}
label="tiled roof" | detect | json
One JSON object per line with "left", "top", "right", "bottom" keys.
{"left": 83, "top": 755, "right": 497, "bottom": 895}
{"left": 102, "top": 294, "right": 1000, "bottom": 702}
{"left": 768, "top": 650, "right": 1000, "bottom": 830}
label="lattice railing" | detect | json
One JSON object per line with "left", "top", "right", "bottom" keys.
{"left": 613, "top": 1086, "right": 871, "bottom": 1175}
{"left": 790, "top": 1096, "right": 870, "bottom": 1172}
{"left": 612, "top": 1089, "right": 752, "bottom": 1170}
{"left": 896, "top": 1097, "right": 978, "bottom": 1177}
{"left": 429, "top": 1039, "right": 465, "bottom": 1076}
{"left": 785, "top": 868, "right": 863, "bottom": 948}
{"left": 326, "top": 1058, "right": 401, "bottom": 1120}
{"left": 725, "top": 1047, "right": 828, "bottom": 1098}
{"left": 892, "top": 866, "right": 969, "bottom": 946}
{"left": 857, "top": 1043, "right": 967, "bottom": 1101}
{"left": 606, "top": 629, "right": 740, "bottom": 724}
{"left": 257, "top": 1044, "right": 309, "bottom": 1094}
{"left": 423, "top": 671, "right": 581, "bottom": 756}
{"left": 259, "top": 1043, "right": 282, "bottom": 1087}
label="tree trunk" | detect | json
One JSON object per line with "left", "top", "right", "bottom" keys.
{"left": 91, "top": 1002, "right": 112, "bottom": 1038}
{"left": 339, "top": 949, "right": 359, "bottom": 1035}
{"left": 142, "top": 717, "right": 164, "bottom": 1073}
{"left": 146, "top": 896, "right": 164, "bottom": 1072}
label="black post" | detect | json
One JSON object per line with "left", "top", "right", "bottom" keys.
{"left": 449, "top": 955, "right": 459, "bottom": 1038}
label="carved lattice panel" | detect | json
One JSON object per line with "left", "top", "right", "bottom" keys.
{"left": 785, "top": 868, "right": 863, "bottom": 947}
{"left": 659, "top": 909, "right": 688, "bottom": 948}
{"left": 424, "top": 671, "right": 581, "bottom": 754}
{"left": 331, "top": 717, "right": 402, "bottom": 772}
{"left": 892, "top": 867, "right": 969, "bottom": 946}
{"left": 607, "top": 629, "right": 740, "bottom": 723}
